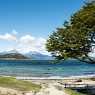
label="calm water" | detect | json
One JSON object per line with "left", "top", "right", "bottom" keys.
{"left": 0, "top": 60, "right": 95, "bottom": 77}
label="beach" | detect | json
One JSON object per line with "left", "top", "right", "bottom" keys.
{"left": 17, "top": 75, "right": 95, "bottom": 95}
{"left": 0, "top": 75, "right": 95, "bottom": 95}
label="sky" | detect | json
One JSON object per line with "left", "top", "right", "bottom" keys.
{"left": 0, "top": 0, "right": 85, "bottom": 54}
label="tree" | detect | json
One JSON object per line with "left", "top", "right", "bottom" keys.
{"left": 46, "top": 1, "right": 95, "bottom": 63}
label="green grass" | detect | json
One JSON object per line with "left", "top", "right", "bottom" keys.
{"left": 0, "top": 76, "right": 41, "bottom": 92}
{"left": 64, "top": 88, "right": 87, "bottom": 95}
{"left": 89, "top": 77, "right": 95, "bottom": 81}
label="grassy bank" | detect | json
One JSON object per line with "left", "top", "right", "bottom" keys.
{"left": 64, "top": 88, "right": 86, "bottom": 95}
{"left": 0, "top": 76, "right": 41, "bottom": 92}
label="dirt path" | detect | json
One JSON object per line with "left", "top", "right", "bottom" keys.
{"left": 38, "top": 84, "right": 68, "bottom": 95}
{"left": 25, "top": 82, "right": 68, "bottom": 95}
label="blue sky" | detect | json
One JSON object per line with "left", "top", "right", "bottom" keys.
{"left": 0, "top": 0, "right": 84, "bottom": 54}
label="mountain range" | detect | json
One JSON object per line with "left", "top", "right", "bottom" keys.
{"left": 0, "top": 50, "right": 53, "bottom": 60}
{"left": 25, "top": 51, "right": 53, "bottom": 60}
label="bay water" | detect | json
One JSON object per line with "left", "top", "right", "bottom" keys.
{"left": 0, "top": 60, "right": 95, "bottom": 78}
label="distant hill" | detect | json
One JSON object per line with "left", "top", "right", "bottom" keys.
{"left": 0, "top": 50, "right": 29, "bottom": 60}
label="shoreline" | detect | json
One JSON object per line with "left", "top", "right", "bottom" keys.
{"left": 1, "top": 74, "right": 95, "bottom": 80}
{"left": 16, "top": 74, "right": 95, "bottom": 80}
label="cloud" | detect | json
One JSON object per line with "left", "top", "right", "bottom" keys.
{"left": 0, "top": 32, "right": 50, "bottom": 55}
{"left": 0, "top": 33, "right": 17, "bottom": 41}
{"left": 16, "top": 35, "right": 49, "bottom": 54}
{"left": 19, "top": 35, "right": 35, "bottom": 45}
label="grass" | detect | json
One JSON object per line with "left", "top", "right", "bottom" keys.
{"left": 89, "top": 77, "right": 95, "bottom": 81}
{"left": 0, "top": 76, "right": 41, "bottom": 92}
{"left": 64, "top": 88, "right": 87, "bottom": 95}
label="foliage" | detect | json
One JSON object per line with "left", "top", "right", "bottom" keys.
{"left": 46, "top": 1, "right": 95, "bottom": 62}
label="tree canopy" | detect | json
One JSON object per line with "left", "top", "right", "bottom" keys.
{"left": 46, "top": 1, "right": 95, "bottom": 63}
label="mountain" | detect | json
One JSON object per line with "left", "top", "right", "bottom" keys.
{"left": 0, "top": 50, "right": 29, "bottom": 60}
{"left": 25, "top": 51, "right": 53, "bottom": 60}
{"left": 0, "top": 50, "right": 53, "bottom": 60}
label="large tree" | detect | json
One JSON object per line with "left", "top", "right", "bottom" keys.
{"left": 46, "top": 1, "right": 95, "bottom": 63}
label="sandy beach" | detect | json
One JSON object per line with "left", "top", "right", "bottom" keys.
{"left": 0, "top": 75, "right": 95, "bottom": 95}
{"left": 24, "top": 79, "right": 69, "bottom": 95}
{"left": 0, "top": 78, "right": 69, "bottom": 95}
{"left": 19, "top": 75, "right": 95, "bottom": 95}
